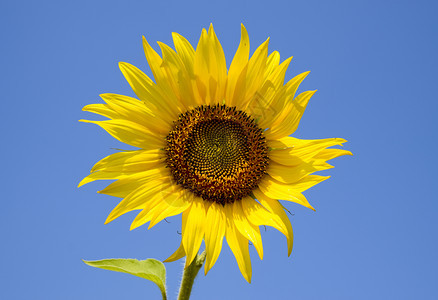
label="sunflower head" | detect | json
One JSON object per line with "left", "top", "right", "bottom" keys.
{"left": 79, "top": 24, "right": 351, "bottom": 283}
{"left": 165, "top": 104, "right": 269, "bottom": 205}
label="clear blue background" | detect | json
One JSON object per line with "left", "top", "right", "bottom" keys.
{"left": 1, "top": 0, "right": 437, "bottom": 299}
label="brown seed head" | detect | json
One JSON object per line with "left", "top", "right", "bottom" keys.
{"left": 165, "top": 104, "right": 269, "bottom": 205}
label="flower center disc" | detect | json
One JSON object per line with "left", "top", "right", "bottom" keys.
{"left": 165, "top": 105, "right": 269, "bottom": 205}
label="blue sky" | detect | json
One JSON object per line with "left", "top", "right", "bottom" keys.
{"left": 1, "top": 0, "right": 437, "bottom": 299}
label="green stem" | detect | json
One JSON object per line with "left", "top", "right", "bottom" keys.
{"left": 177, "top": 251, "right": 206, "bottom": 300}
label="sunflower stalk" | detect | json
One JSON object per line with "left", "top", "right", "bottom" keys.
{"left": 177, "top": 251, "right": 206, "bottom": 300}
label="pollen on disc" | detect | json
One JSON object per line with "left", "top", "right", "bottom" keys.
{"left": 165, "top": 104, "right": 269, "bottom": 205}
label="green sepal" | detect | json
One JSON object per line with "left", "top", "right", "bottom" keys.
{"left": 83, "top": 258, "right": 167, "bottom": 300}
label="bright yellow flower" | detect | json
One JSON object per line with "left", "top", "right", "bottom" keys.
{"left": 79, "top": 24, "right": 351, "bottom": 283}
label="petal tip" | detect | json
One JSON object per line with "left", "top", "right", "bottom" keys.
{"left": 284, "top": 56, "right": 293, "bottom": 65}
{"left": 240, "top": 24, "right": 249, "bottom": 40}
{"left": 77, "top": 178, "right": 88, "bottom": 188}
{"left": 118, "top": 61, "right": 128, "bottom": 71}
{"left": 130, "top": 222, "right": 140, "bottom": 231}
{"left": 171, "top": 32, "right": 180, "bottom": 39}
{"left": 142, "top": 35, "right": 150, "bottom": 45}
{"left": 104, "top": 214, "right": 116, "bottom": 225}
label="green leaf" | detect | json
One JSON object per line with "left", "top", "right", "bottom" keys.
{"left": 83, "top": 258, "right": 167, "bottom": 300}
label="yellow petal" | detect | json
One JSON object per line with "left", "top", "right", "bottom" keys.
{"left": 105, "top": 177, "right": 171, "bottom": 224}
{"left": 182, "top": 197, "right": 206, "bottom": 267}
{"left": 193, "top": 25, "right": 227, "bottom": 105}
{"left": 78, "top": 165, "right": 167, "bottom": 188}
{"left": 286, "top": 174, "right": 330, "bottom": 193}
{"left": 100, "top": 93, "right": 170, "bottom": 134}
{"left": 118, "top": 62, "right": 180, "bottom": 122}
{"left": 240, "top": 38, "right": 270, "bottom": 110}
{"left": 172, "top": 32, "right": 195, "bottom": 75}
{"left": 258, "top": 176, "right": 316, "bottom": 211}
{"left": 82, "top": 103, "right": 118, "bottom": 120}
{"left": 163, "top": 206, "right": 190, "bottom": 263}
{"left": 224, "top": 204, "right": 252, "bottom": 283}
{"left": 267, "top": 160, "right": 324, "bottom": 184}
{"left": 226, "top": 24, "right": 250, "bottom": 107}
{"left": 240, "top": 195, "right": 275, "bottom": 227}
{"left": 314, "top": 148, "right": 353, "bottom": 161}
{"left": 129, "top": 192, "right": 166, "bottom": 230}
{"left": 264, "top": 71, "right": 310, "bottom": 129}
{"left": 266, "top": 90, "right": 316, "bottom": 140}
{"left": 264, "top": 51, "right": 280, "bottom": 78}
{"left": 143, "top": 37, "right": 188, "bottom": 111}
{"left": 263, "top": 56, "right": 292, "bottom": 94}
{"left": 269, "top": 138, "right": 347, "bottom": 166}
{"left": 90, "top": 149, "right": 164, "bottom": 173}
{"left": 171, "top": 33, "right": 201, "bottom": 107}
{"left": 204, "top": 202, "right": 226, "bottom": 275}
{"left": 164, "top": 241, "right": 186, "bottom": 263}
{"left": 147, "top": 189, "right": 192, "bottom": 229}
{"left": 97, "top": 173, "right": 153, "bottom": 198}
{"left": 142, "top": 36, "right": 173, "bottom": 96}
{"left": 78, "top": 171, "right": 125, "bottom": 188}
{"left": 78, "top": 119, "right": 164, "bottom": 150}
{"left": 246, "top": 57, "right": 293, "bottom": 127}
{"left": 208, "top": 24, "right": 227, "bottom": 102}
{"left": 128, "top": 185, "right": 190, "bottom": 231}
{"left": 157, "top": 41, "right": 198, "bottom": 108}
{"left": 233, "top": 198, "right": 264, "bottom": 260}
{"left": 163, "top": 200, "right": 192, "bottom": 263}
{"left": 252, "top": 189, "right": 294, "bottom": 256}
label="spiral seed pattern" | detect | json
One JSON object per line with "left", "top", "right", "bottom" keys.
{"left": 165, "top": 104, "right": 269, "bottom": 205}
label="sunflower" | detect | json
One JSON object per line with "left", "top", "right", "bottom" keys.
{"left": 79, "top": 24, "right": 351, "bottom": 283}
